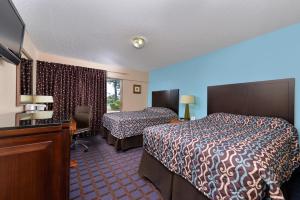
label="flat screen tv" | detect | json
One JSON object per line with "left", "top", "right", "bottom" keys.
{"left": 0, "top": 0, "right": 25, "bottom": 65}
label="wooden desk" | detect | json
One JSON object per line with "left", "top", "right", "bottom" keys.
{"left": 0, "top": 113, "right": 70, "bottom": 200}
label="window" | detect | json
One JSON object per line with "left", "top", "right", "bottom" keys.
{"left": 107, "top": 79, "right": 122, "bottom": 112}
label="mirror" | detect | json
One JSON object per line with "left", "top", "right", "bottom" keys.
{"left": 16, "top": 52, "right": 33, "bottom": 106}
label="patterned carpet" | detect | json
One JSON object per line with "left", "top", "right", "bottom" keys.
{"left": 70, "top": 135, "right": 162, "bottom": 200}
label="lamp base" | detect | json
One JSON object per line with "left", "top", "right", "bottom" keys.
{"left": 184, "top": 104, "right": 190, "bottom": 120}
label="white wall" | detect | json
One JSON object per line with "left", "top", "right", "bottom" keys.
{"left": 0, "top": 60, "right": 21, "bottom": 113}
{"left": 122, "top": 80, "right": 148, "bottom": 111}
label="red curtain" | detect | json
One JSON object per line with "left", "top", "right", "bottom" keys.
{"left": 20, "top": 58, "right": 33, "bottom": 95}
{"left": 36, "top": 61, "right": 107, "bottom": 130}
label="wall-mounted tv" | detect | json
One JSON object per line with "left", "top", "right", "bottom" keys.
{"left": 0, "top": 0, "right": 25, "bottom": 65}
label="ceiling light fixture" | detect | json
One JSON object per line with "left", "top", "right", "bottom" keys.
{"left": 131, "top": 36, "right": 146, "bottom": 49}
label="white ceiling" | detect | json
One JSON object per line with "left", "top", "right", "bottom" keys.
{"left": 13, "top": 0, "right": 300, "bottom": 71}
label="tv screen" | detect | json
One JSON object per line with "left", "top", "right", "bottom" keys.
{"left": 0, "top": 0, "right": 25, "bottom": 64}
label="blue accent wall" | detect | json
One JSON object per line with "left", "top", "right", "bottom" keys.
{"left": 149, "top": 23, "right": 300, "bottom": 128}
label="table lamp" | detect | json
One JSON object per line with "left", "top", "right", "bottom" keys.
{"left": 180, "top": 95, "right": 195, "bottom": 120}
{"left": 24, "top": 95, "right": 54, "bottom": 111}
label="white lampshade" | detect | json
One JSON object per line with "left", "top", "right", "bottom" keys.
{"left": 33, "top": 95, "right": 54, "bottom": 103}
{"left": 20, "top": 95, "right": 33, "bottom": 104}
{"left": 180, "top": 95, "right": 195, "bottom": 104}
{"left": 32, "top": 111, "right": 54, "bottom": 120}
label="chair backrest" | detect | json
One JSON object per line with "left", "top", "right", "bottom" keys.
{"left": 75, "top": 106, "right": 89, "bottom": 114}
{"left": 74, "top": 106, "right": 90, "bottom": 129}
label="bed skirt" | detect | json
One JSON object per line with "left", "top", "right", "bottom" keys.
{"left": 138, "top": 150, "right": 298, "bottom": 200}
{"left": 101, "top": 127, "right": 143, "bottom": 151}
{"left": 138, "top": 150, "right": 209, "bottom": 200}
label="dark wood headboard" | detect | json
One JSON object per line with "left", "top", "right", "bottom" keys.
{"left": 152, "top": 89, "right": 179, "bottom": 115}
{"left": 207, "top": 78, "right": 295, "bottom": 124}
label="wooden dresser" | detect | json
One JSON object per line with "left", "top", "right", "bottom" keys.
{"left": 0, "top": 112, "right": 70, "bottom": 200}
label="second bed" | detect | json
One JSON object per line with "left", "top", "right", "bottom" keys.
{"left": 102, "top": 89, "right": 179, "bottom": 150}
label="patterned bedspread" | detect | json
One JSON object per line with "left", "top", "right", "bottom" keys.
{"left": 102, "top": 107, "right": 177, "bottom": 139}
{"left": 143, "top": 113, "right": 300, "bottom": 200}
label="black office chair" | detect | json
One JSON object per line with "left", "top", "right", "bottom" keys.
{"left": 71, "top": 106, "right": 90, "bottom": 152}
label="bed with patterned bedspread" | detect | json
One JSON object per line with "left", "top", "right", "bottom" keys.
{"left": 102, "top": 107, "right": 177, "bottom": 139}
{"left": 143, "top": 113, "right": 300, "bottom": 200}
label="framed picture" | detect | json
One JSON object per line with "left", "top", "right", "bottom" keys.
{"left": 133, "top": 84, "right": 141, "bottom": 94}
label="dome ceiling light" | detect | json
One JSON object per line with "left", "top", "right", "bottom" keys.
{"left": 131, "top": 36, "right": 146, "bottom": 49}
